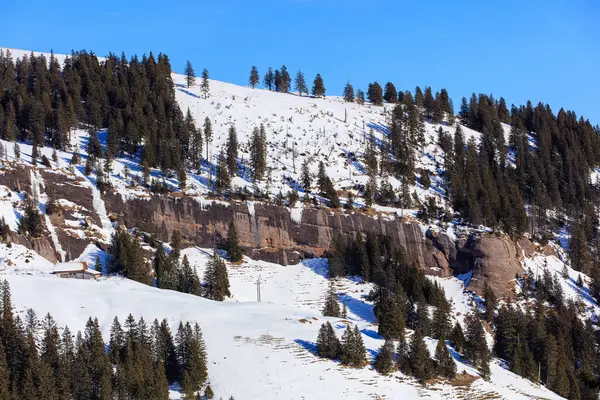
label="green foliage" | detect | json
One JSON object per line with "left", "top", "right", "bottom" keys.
{"left": 322, "top": 281, "right": 341, "bottom": 317}
{"left": 373, "top": 340, "right": 395, "bottom": 374}
{"left": 109, "top": 229, "right": 153, "bottom": 285}
{"left": 316, "top": 322, "right": 341, "bottom": 360}
{"left": 203, "top": 254, "right": 231, "bottom": 301}
{"left": 226, "top": 222, "right": 242, "bottom": 262}
{"left": 340, "top": 325, "right": 366, "bottom": 367}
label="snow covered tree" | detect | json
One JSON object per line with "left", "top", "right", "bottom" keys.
{"left": 184, "top": 61, "right": 195, "bottom": 88}
{"left": 311, "top": 73, "right": 325, "bottom": 98}
{"left": 249, "top": 66, "right": 259, "bottom": 89}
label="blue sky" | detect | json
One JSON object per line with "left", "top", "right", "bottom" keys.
{"left": 2, "top": 0, "right": 599, "bottom": 124}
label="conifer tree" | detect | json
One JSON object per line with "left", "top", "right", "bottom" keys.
{"left": 226, "top": 221, "right": 242, "bottom": 262}
{"left": 316, "top": 322, "right": 340, "bottom": 360}
{"left": 295, "top": 70, "right": 308, "bottom": 96}
{"left": 249, "top": 66, "right": 259, "bottom": 89}
{"left": 464, "top": 314, "right": 490, "bottom": 380}
{"left": 203, "top": 254, "right": 231, "bottom": 301}
{"left": 250, "top": 125, "right": 267, "bottom": 181}
{"left": 203, "top": 117, "right": 213, "bottom": 163}
{"left": 215, "top": 151, "right": 230, "bottom": 194}
{"left": 343, "top": 82, "right": 354, "bottom": 102}
{"left": 184, "top": 61, "right": 195, "bottom": 88}
{"left": 312, "top": 74, "right": 325, "bottom": 98}
{"left": 383, "top": 82, "right": 397, "bottom": 103}
{"left": 340, "top": 325, "right": 366, "bottom": 367}
{"left": 301, "top": 159, "right": 311, "bottom": 192}
{"left": 201, "top": 68, "right": 209, "bottom": 99}
{"left": 373, "top": 339, "right": 395, "bottom": 374}
{"left": 448, "top": 321, "right": 465, "bottom": 354}
{"left": 434, "top": 335, "right": 456, "bottom": 379}
{"left": 0, "top": 341, "right": 9, "bottom": 400}
{"left": 377, "top": 292, "right": 406, "bottom": 340}
{"left": 409, "top": 328, "right": 433, "bottom": 382}
{"left": 367, "top": 82, "right": 383, "bottom": 106}
{"left": 322, "top": 281, "right": 341, "bottom": 317}
{"left": 356, "top": 89, "right": 365, "bottom": 105}
{"left": 226, "top": 125, "right": 238, "bottom": 177}
{"left": 263, "top": 67, "right": 274, "bottom": 90}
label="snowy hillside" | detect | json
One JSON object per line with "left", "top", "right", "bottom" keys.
{"left": 2, "top": 47, "right": 598, "bottom": 399}
{"left": 0, "top": 242, "right": 565, "bottom": 400}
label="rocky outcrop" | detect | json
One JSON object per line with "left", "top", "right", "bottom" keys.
{"left": 451, "top": 233, "right": 532, "bottom": 297}
{"left": 103, "top": 193, "right": 451, "bottom": 276}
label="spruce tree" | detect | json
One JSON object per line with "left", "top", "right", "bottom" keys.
{"left": 383, "top": 82, "right": 398, "bottom": 103}
{"left": 294, "top": 70, "right": 308, "bottom": 96}
{"left": 301, "top": 159, "right": 311, "bottom": 192}
{"left": 226, "top": 125, "right": 238, "bottom": 177}
{"left": 408, "top": 328, "right": 433, "bottom": 382}
{"left": 322, "top": 281, "right": 341, "bottom": 317}
{"left": 367, "top": 82, "right": 383, "bottom": 106}
{"left": 312, "top": 74, "right": 325, "bottom": 98}
{"left": 184, "top": 61, "right": 195, "bottom": 88}
{"left": 448, "top": 322, "right": 465, "bottom": 354}
{"left": 226, "top": 221, "right": 242, "bottom": 262}
{"left": 201, "top": 68, "right": 210, "bottom": 99}
{"left": 0, "top": 341, "right": 9, "bottom": 400}
{"left": 343, "top": 82, "right": 354, "bottom": 102}
{"left": 316, "top": 322, "right": 340, "bottom": 359}
{"left": 203, "top": 254, "right": 231, "bottom": 301}
{"left": 434, "top": 335, "right": 456, "bottom": 379}
{"left": 373, "top": 340, "right": 395, "bottom": 374}
{"left": 215, "top": 151, "right": 230, "bottom": 194}
{"left": 249, "top": 66, "right": 259, "bottom": 89}
{"left": 356, "top": 89, "right": 365, "bottom": 105}
{"left": 263, "top": 67, "right": 274, "bottom": 90}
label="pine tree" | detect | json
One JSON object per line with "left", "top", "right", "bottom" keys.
{"left": 343, "top": 82, "right": 354, "bottom": 102}
{"left": 250, "top": 125, "right": 267, "bottom": 181}
{"left": 203, "top": 254, "right": 231, "bottom": 301}
{"left": 226, "top": 221, "right": 242, "bottom": 262}
{"left": 483, "top": 281, "right": 497, "bottom": 323}
{"left": 226, "top": 125, "right": 238, "bottom": 177}
{"left": 464, "top": 314, "right": 490, "bottom": 380}
{"left": 383, "top": 82, "right": 397, "bottom": 103}
{"left": 215, "top": 151, "right": 230, "bottom": 194}
{"left": 448, "top": 322, "right": 465, "bottom": 354}
{"left": 184, "top": 61, "right": 195, "bottom": 88}
{"left": 373, "top": 340, "right": 395, "bottom": 374}
{"left": 312, "top": 74, "right": 325, "bottom": 98}
{"left": 294, "top": 70, "right": 308, "bottom": 96}
{"left": 249, "top": 66, "right": 259, "bottom": 89}
{"left": 0, "top": 341, "right": 9, "bottom": 400}
{"left": 300, "top": 159, "right": 311, "bottom": 193}
{"left": 409, "top": 328, "right": 433, "bottom": 382}
{"left": 263, "top": 67, "right": 274, "bottom": 90}
{"left": 201, "top": 68, "right": 209, "bottom": 99}
{"left": 340, "top": 325, "right": 366, "bottom": 367}
{"left": 367, "top": 82, "right": 383, "bottom": 106}
{"left": 434, "top": 335, "right": 456, "bottom": 379}
{"left": 356, "top": 89, "right": 365, "bottom": 105}
{"left": 431, "top": 299, "right": 452, "bottom": 340}
{"left": 316, "top": 322, "right": 340, "bottom": 359}
{"left": 377, "top": 292, "right": 406, "bottom": 340}
{"left": 322, "top": 281, "right": 341, "bottom": 317}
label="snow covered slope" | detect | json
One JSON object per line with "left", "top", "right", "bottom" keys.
{"left": 0, "top": 242, "right": 564, "bottom": 400}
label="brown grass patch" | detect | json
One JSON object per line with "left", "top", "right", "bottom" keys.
{"left": 447, "top": 372, "right": 479, "bottom": 387}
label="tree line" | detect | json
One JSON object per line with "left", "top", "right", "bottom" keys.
{"left": 0, "top": 280, "right": 223, "bottom": 399}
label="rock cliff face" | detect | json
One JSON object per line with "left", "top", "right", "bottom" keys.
{"left": 0, "top": 164, "right": 534, "bottom": 298}
{"left": 103, "top": 193, "right": 451, "bottom": 276}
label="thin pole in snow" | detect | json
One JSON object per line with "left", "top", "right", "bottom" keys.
{"left": 256, "top": 275, "right": 262, "bottom": 302}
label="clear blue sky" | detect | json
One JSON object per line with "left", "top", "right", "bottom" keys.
{"left": 2, "top": 0, "right": 599, "bottom": 124}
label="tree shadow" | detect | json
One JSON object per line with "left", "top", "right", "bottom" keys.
{"left": 339, "top": 293, "right": 376, "bottom": 323}
{"left": 294, "top": 339, "right": 317, "bottom": 355}
{"left": 301, "top": 258, "right": 328, "bottom": 279}
{"left": 361, "top": 328, "right": 382, "bottom": 340}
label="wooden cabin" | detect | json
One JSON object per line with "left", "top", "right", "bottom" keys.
{"left": 52, "top": 262, "right": 101, "bottom": 280}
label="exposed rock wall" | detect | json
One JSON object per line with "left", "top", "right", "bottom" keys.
{"left": 103, "top": 194, "right": 451, "bottom": 276}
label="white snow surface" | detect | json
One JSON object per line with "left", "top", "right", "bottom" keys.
{"left": 0, "top": 242, "right": 564, "bottom": 400}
